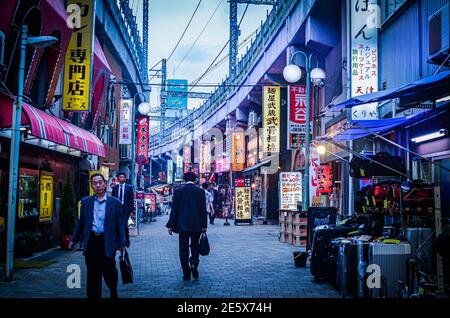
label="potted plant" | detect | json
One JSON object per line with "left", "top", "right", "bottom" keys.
{"left": 59, "top": 174, "right": 76, "bottom": 250}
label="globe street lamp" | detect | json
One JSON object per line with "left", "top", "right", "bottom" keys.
{"left": 283, "top": 49, "right": 325, "bottom": 211}
{"left": 5, "top": 25, "right": 57, "bottom": 281}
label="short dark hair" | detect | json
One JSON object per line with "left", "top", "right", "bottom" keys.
{"left": 117, "top": 172, "right": 127, "bottom": 178}
{"left": 90, "top": 173, "right": 106, "bottom": 184}
{"left": 183, "top": 172, "right": 197, "bottom": 182}
{"left": 202, "top": 182, "right": 208, "bottom": 189}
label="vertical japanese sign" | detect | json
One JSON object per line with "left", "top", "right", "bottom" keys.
{"left": 253, "top": 176, "right": 262, "bottom": 201}
{"left": 288, "top": 86, "right": 312, "bottom": 149}
{"left": 200, "top": 141, "right": 211, "bottom": 173}
{"left": 351, "top": 0, "right": 378, "bottom": 120}
{"left": 137, "top": 117, "right": 149, "bottom": 164}
{"left": 145, "top": 193, "right": 157, "bottom": 213}
{"left": 232, "top": 132, "right": 245, "bottom": 171}
{"left": 119, "top": 99, "right": 132, "bottom": 144}
{"left": 39, "top": 175, "right": 53, "bottom": 222}
{"left": 63, "top": 0, "right": 95, "bottom": 111}
{"left": 235, "top": 187, "right": 252, "bottom": 221}
{"left": 183, "top": 144, "right": 191, "bottom": 173}
{"left": 176, "top": 154, "right": 184, "bottom": 179}
{"left": 279, "top": 172, "right": 302, "bottom": 211}
{"left": 309, "top": 148, "right": 322, "bottom": 206}
{"left": 317, "top": 164, "right": 333, "bottom": 194}
{"left": 263, "top": 87, "right": 280, "bottom": 153}
{"left": 167, "top": 160, "right": 173, "bottom": 184}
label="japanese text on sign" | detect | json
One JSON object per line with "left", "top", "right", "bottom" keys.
{"left": 63, "top": 0, "right": 95, "bottom": 111}
{"left": 235, "top": 187, "right": 252, "bottom": 220}
{"left": 288, "top": 86, "right": 312, "bottom": 149}
{"left": 279, "top": 172, "right": 302, "bottom": 211}
{"left": 263, "top": 86, "right": 280, "bottom": 153}
{"left": 119, "top": 99, "right": 132, "bottom": 144}
{"left": 200, "top": 141, "right": 211, "bottom": 173}
{"left": 39, "top": 175, "right": 53, "bottom": 222}
{"left": 351, "top": 0, "right": 378, "bottom": 120}
{"left": 137, "top": 117, "right": 149, "bottom": 163}
{"left": 232, "top": 132, "right": 245, "bottom": 171}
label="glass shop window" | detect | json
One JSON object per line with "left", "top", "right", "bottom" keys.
{"left": 18, "top": 168, "right": 39, "bottom": 219}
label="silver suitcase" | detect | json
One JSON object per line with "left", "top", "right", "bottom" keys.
{"left": 368, "top": 242, "right": 411, "bottom": 298}
{"left": 406, "top": 227, "right": 433, "bottom": 275}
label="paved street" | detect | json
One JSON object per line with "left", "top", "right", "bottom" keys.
{"left": 0, "top": 215, "right": 339, "bottom": 298}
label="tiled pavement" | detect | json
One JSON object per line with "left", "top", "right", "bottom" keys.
{"left": 0, "top": 215, "right": 340, "bottom": 298}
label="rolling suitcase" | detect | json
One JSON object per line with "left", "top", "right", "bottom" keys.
{"left": 406, "top": 227, "right": 433, "bottom": 275}
{"left": 310, "top": 226, "right": 356, "bottom": 281}
{"left": 368, "top": 242, "right": 411, "bottom": 298}
{"left": 357, "top": 240, "right": 370, "bottom": 298}
{"left": 329, "top": 238, "right": 345, "bottom": 289}
{"left": 340, "top": 241, "right": 359, "bottom": 298}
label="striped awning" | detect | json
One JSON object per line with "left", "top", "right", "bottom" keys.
{"left": 0, "top": 94, "right": 105, "bottom": 157}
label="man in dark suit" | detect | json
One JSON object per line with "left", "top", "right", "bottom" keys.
{"left": 111, "top": 172, "right": 134, "bottom": 247}
{"left": 209, "top": 183, "right": 220, "bottom": 225}
{"left": 69, "top": 173, "right": 126, "bottom": 299}
{"left": 166, "top": 172, "right": 207, "bottom": 281}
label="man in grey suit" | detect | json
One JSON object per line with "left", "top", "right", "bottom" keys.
{"left": 166, "top": 172, "right": 207, "bottom": 281}
{"left": 69, "top": 173, "right": 126, "bottom": 299}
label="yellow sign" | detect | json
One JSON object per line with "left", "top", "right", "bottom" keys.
{"left": 263, "top": 86, "right": 280, "bottom": 154}
{"left": 99, "top": 165, "right": 109, "bottom": 181}
{"left": 89, "top": 170, "right": 100, "bottom": 196}
{"left": 235, "top": 187, "right": 251, "bottom": 220}
{"left": 39, "top": 175, "right": 53, "bottom": 222}
{"left": 62, "top": 0, "right": 95, "bottom": 111}
{"left": 232, "top": 132, "right": 245, "bottom": 171}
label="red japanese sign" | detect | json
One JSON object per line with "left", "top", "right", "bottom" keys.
{"left": 137, "top": 117, "right": 149, "bottom": 164}
{"left": 316, "top": 165, "right": 333, "bottom": 194}
{"left": 145, "top": 193, "right": 157, "bottom": 213}
{"left": 288, "top": 86, "right": 313, "bottom": 149}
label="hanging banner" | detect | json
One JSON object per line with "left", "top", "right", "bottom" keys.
{"left": 167, "top": 159, "right": 173, "bottom": 184}
{"left": 137, "top": 117, "right": 149, "bottom": 164}
{"left": 317, "top": 164, "right": 333, "bottom": 194}
{"left": 253, "top": 176, "right": 262, "bottom": 201}
{"left": 350, "top": 0, "right": 379, "bottom": 120}
{"left": 263, "top": 86, "right": 280, "bottom": 153}
{"left": 279, "top": 172, "right": 302, "bottom": 211}
{"left": 183, "top": 144, "right": 191, "bottom": 173}
{"left": 232, "top": 132, "right": 245, "bottom": 171}
{"left": 309, "top": 148, "right": 322, "bottom": 206}
{"left": 200, "top": 141, "right": 211, "bottom": 173}
{"left": 119, "top": 99, "right": 133, "bottom": 145}
{"left": 288, "top": 86, "right": 312, "bottom": 149}
{"left": 62, "top": 0, "right": 95, "bottom": 111}
{"left": 39, "top": 175, "right": 53, "bottom": 222}
{"left": 235, "top": 187, "right": 252, "bottom": 221}
{"left": 176, "top": 154, "right": 184, "bottom": 180}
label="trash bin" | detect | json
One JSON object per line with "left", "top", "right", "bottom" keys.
{"left": 293, "top": 251, "right": 308, "bottom": 267}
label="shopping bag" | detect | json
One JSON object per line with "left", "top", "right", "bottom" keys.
{"left": 198, "top": 233, "right": 210, "bottom": 256}
{"left": 119, "top": 250, "right": 133, "bottom": 284}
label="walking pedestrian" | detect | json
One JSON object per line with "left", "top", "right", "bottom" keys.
{"left": 202, "top": 182, "right": 215, "bottom": 225}
{"left": 69, "top": 173, "right": 126, "bottom": 298}
{"left": 166, "top": 172, "right": 207, "bottom": 281}
{"left": 111, "top": 172, "right": 135, "bottom": 247}
{"left": 209, "top": 183, "right": 220, "bottom": 224}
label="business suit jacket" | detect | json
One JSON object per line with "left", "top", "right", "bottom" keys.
{"left": 166, "top": 183, "right": 207, "bottom": 233}
{"left": 111, "top": 183, "right": 134, "bottom": 220}
{"left": 72, "top": 195, "right": 126, "bottom": 258}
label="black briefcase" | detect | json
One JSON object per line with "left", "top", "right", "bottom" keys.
{"left": 119, "top": 250, "right": 133, "bottom": 284}
{"left": 198, "top": 233, "right": 210, "bottom": 256}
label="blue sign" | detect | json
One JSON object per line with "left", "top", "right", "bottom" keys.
{"left": 167, "top": 79, "right": 188, "bottom": 109}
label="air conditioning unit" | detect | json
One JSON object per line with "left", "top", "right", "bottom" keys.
{"left": 248, "top": 111, "right": 258, "bottom": 127}
{"left": 428, "top": 4, "right": 450, "bottom": 65}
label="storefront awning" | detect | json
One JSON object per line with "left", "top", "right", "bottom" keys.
{"left": 242, "top": 159, "right": 271, "bottom": 173}
{"left": 325, "top": 70, "right": 450, "bottom": 111}
{"left": 321, "top": 103, "right": 450, "bottom": 142}
{"left": 0, "top": 94, "right": 106, "bottom": 157}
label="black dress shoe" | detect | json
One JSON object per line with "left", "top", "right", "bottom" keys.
{"left": 183, "top": 274, "right": 191, "bottom": 281}
{"left": 192, "top": 267, "right": 199, "bottom": 280}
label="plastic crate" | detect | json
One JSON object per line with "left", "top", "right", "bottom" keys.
{"left": 286, "top": 223, "right": 293, "bottom": 234}
{"left": 287, "top": 233, "right": 293, "bottom": 244}
{"left": 286, "top": 212, "right": 293, "bottom": 223}
{"left": 280, "top": 222, "right": 286, "bottom": 233}
{"left": 279, "top": 233, "right": 287, "bottom": 243}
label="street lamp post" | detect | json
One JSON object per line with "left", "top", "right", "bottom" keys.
{"left": 131, "top": 93, "right": 150, "bottom": 190}
{"left": 5, "top": 25, "right": 57, "bottom": 281}
{"left": 283, "top": 49, "right": 325, "bottom": 211}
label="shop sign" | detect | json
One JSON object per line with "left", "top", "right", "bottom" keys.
{"left": 316, "top": 164, "right": 333, "bottom": 194}
{"left": 279, "top": 172, "right": 302, "bottom": 211}
{"left": 200, "top": 141, "right": 211, "bottom": 173}
{"left": 350, "top": 0, "right": 379, "bottom": 120}
{"left": 235, "top": 187, "right": 251, "bottom": 221}
{"left": 253, "top": 176, "right": 262, "bottom": 201}
{"left": 63, "top": 0, "right": 95, "bottom": 111}
{"left": 119, "top": 99, "right": 133, "bottom": 144}
{"left": 39, "top": 175, "right": 53, "bottom": 222}
{"left": 263, "top": 86, "right": 280, "bottom": 153}
{"left": 183, "top": 144, "right": 191, "bottom": 173}
{"left": 235, "top": 178, "right": 251, "bottom": 187}
{"left": 288, "top": 86, "right": 312, "bottom": 149}
{"left": 145, "top": 193, "right": 157, "bottom": 213}
{"left": 232, "top": 132, "right": 245, "bottom": 171}
{"left": 167, "top": 159, "right": 173, "bottom": 184}
{"left": 137, "top": 117, "right": 149, "bottom": 164}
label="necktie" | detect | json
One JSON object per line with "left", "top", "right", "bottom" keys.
{"left": 119, "top": 185, "right": 123, "bottom": 203}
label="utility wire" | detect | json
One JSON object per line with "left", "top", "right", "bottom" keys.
{"left": 167, "top": 0, "right": 202, "bottom": 63}
{"left": 174, "top": 0, "right": 223, "bottom": 75}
